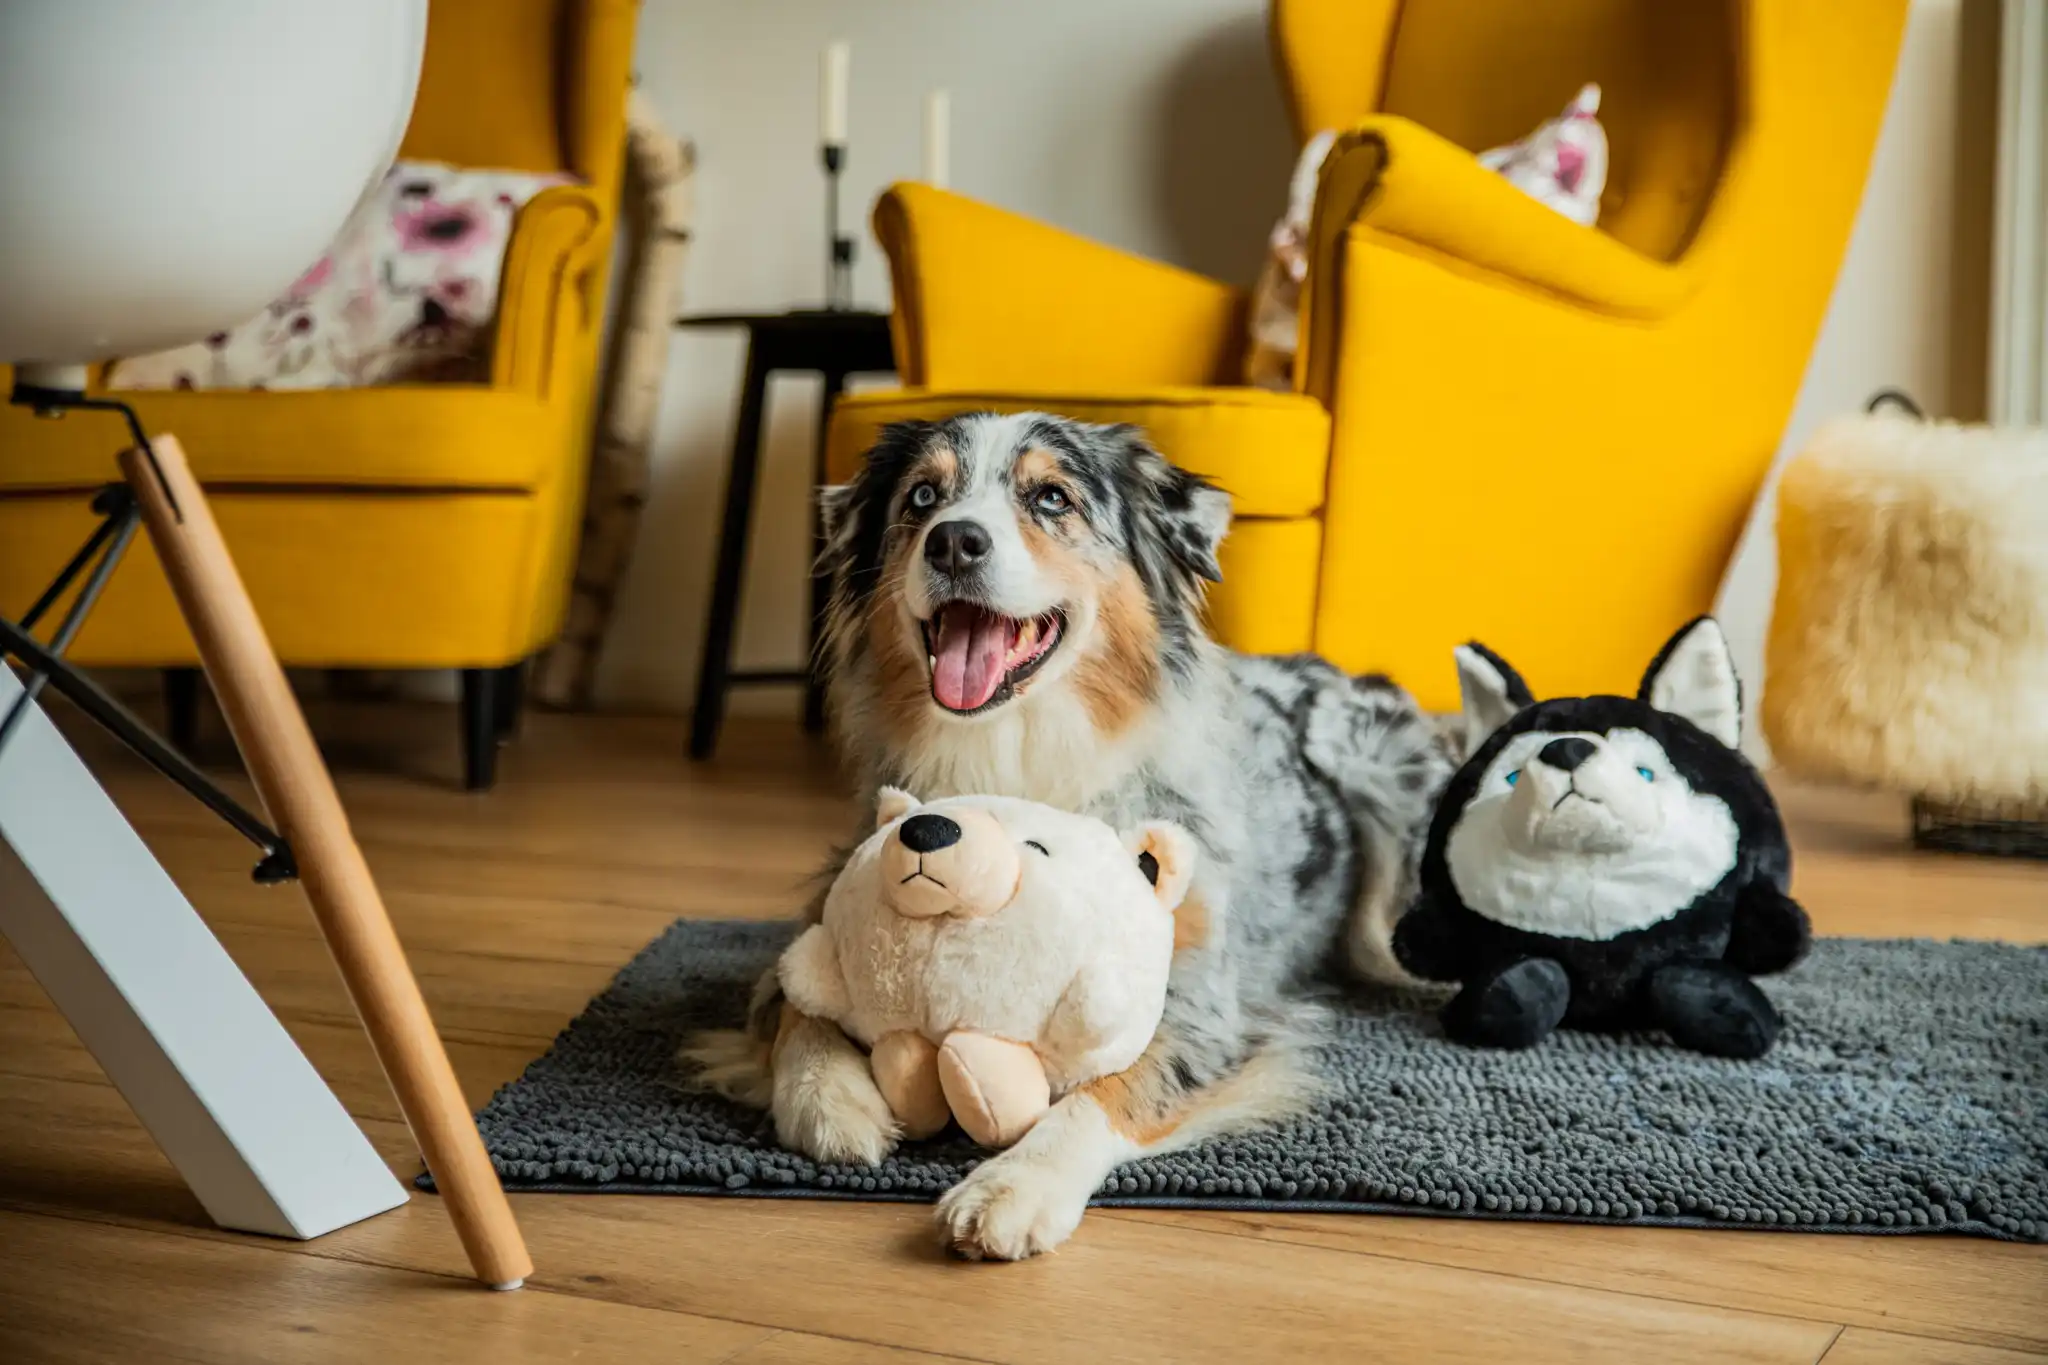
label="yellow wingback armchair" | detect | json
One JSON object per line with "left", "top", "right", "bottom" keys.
{"left": 826, "top": 0, "right": 1907, "bottom": 712}
{"left": 0, "top": 0, "right": 635, "bottom": 787}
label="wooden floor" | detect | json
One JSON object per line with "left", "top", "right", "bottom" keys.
{"left": 1, "top": 700, "right": 2043, "bottom": 1364}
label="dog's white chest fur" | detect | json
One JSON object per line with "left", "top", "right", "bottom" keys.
{"left": 894, "top": 689, "right": 1152, "bottom": 811}
{"left": 1444, "top": 727, "right": 1740, "bottom": 940}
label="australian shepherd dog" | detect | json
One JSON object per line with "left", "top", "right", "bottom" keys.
{"left": 693, "top": 412, "right": 1452, "bottom": 1260}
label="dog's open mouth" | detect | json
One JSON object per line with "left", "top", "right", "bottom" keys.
{"left": 920, "top": 602, "right": 1065, "bottom": 715}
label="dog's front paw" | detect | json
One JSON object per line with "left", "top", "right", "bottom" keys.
{"left": 772, "top": 1019, "right": 900, "bottom": 1166}
{"left": 935, "top": 1149, "right": 1090, "bottom": 1261}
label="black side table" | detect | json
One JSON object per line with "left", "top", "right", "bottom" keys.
{"left": 679, "top": 310, "right": 895, "bottom": 759}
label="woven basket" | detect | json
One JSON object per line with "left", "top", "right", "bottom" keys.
{"left": 1911, "top": 796, "right": 2048, "bottom": 860}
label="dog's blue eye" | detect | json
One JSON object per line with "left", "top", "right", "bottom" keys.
{"left": 1033, "top": 486, "right": 1071, "bottom": 515}
{"left": 1505, "top": 769, "right": 1520, "bottom": 786}
{"left": 1637, "top": 766, "right": 1655, "bottom": 782}
{"left": 909, "top": 482, "right": 938, "bottom": 510}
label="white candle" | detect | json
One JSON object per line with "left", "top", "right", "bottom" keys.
{"left": 821, "top": 41, "right": 849, "bottom": 146}
{"left": 923, "top": 89, "right": 950, "bottom": 188}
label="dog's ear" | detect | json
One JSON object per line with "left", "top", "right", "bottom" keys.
{"left": 1113, "top": 426, "right": 1232, "bottom": 587}
{"left": 1454, "top": 642, "right": 1533, "bottom": 755}
{"left": 818, "top": 419, "right": 935, "bottom": 595}
{"left": 875, "top": 786, "right": 920, "bottom": 827}
{"left": 1125, "top": 820, "right": 1197, "bottom": 912}
{"left": 1638, "top": 615, "right": 1742, "bottom": 747}
{"left": 817, "top": 483, "right": 856, "bottom": 556}
{"left": 1168, "top": 473, "right": 1234, "bottom": 584}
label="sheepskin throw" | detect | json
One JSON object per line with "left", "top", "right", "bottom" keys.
{"left": 1764, "top": 413, "right": 2048, "bottom": 808}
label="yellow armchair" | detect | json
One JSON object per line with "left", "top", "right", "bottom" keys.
{"left": 0, "top": 0, "right": 635, "bottom": 788}
{"left": 829, "top": 0, "right": 1907, "bottom": 712}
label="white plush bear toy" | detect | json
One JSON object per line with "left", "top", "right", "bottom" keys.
{"left": 777, "top": 789, "right": 1194, "bottom": 1148}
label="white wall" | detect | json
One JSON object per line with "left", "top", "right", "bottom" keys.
{"left": 600, "top": 0, "right": 1287, "bottom": 713}
{"left": 598, "top": 0, "right": 1990, "bottom": 724}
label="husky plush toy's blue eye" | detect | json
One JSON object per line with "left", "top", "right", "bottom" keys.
{"left": 1505, "top": 769, "right": 1520, "bottom": 786}
{"left": 1637, "top": 766, "right": 1656, "bottom": 781}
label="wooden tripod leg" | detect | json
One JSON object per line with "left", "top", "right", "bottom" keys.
{"left": 118, "top": 437, "right": 532, "bottom": 1291}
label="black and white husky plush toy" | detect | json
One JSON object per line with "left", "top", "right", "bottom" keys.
{"left": 1393, "top": 617, "right": 1811, "bottom": 1059}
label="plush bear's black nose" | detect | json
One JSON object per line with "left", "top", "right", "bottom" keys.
{"left": 924, "top": 520, "right": 991, "bottom": 576}
{"left": 899, "top": 813, "right": 963, "bottom": 853}
{"left": 1537, "top": 737, "right": 1597, "bottom": 772}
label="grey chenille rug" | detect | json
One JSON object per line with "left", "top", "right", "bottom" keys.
{"left": 431, "top": 919, "right": 2048, "bottom": 1242}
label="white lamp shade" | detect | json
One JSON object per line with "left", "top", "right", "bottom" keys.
{"left": 0, "top": 0, "right": 427, "bottom": 370}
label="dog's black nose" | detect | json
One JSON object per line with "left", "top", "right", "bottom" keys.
{"left": 924, "top": 520, "right": 991, "bottom": 576}
{"left": 1537, "top": 737, "right": 1597, "bottom": 772}
{"left": 899, "top": 813, "right": 963, "bottom": 853}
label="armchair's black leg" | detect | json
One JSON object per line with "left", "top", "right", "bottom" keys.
{"left": 804, "top": 368, "right": 851, "bottom": 736}
{"left": 163, "top": 667, "right": 203, "bottom": 755}
{"left": 493, "top": 660, "right": 526, "bottom": 742}
{"left": 690, "top": 338, "right": 770, "bottom": 761}
{"left": 460, "top": 668, "right": 499, "bottom": 792}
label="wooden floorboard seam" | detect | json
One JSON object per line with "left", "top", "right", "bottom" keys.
{"left": 0, "top": 1202, "right": 989, "bottom": 1362}
{"left": 4, "top": 1030, "right": 2034, "bottom": 1355}
{"left": 1088, "top": 1205, "right": 1860, "bottom": 1336}
{"left": 0, "top": 1187, "right": 1873, "bottom": 1358}
{"left": 1094, "top": 1208, "right": 2045, "bottom": 1346}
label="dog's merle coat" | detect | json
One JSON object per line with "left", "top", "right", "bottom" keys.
{"left": 725, "top": 412, "right": 1451, "bottom": 1258}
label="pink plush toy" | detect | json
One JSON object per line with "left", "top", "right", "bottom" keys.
{"left": 777, "top": 790, "right": 1194, "bottom": 1148}
{"left": 1477, "top": 83, "right": 1608, "bottom": 226}
{"left": 1246, "top": 83, "right": 1608, "bottom": 389}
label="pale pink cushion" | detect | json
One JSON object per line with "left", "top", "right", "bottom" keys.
{"left": 107, "top": 160, "right": 572, "bottom": 391}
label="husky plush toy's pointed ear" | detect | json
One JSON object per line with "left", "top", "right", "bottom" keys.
{"left": 875, "top": 787, "right": 920, "bottom": 828}
{"left": 1454, "top": 642, "right": 1534, "bottom": 755}
{"left": 1639, "top": 616, "right": 1742, "bottom": 748}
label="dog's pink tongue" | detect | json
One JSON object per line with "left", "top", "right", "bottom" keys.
{"left": 932, "top": 605, "right": 1007, "bottom": 711}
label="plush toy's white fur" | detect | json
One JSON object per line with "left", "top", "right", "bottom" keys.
{"left": 1445, "top": 726, "right": 1740, "bottom": 940}
{"left": 779, "top": 792, "right": 1188, "bottom": 1096}
{"left": 1764, "top": 414, "right": 2048, "bottom": 806}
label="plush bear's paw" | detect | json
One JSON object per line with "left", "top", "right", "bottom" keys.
{"left": 938, "top": 1032, "right": 1050, "bottom": 1149}
{"left": 936, "top": 1147, "right": 1090, "bottom": 1262}
{"left": 872, "top": 1030, "right": 950, "bottom": 1140}
{"left": 772, "top": 1016, "right": 900, "bottom": 1166}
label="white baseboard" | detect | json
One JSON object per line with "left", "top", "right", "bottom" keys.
{"left": 1991, "top": 0, "right": 2048, "bottom": 423}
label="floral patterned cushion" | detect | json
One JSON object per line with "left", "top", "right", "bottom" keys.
{"left": 107, "top": 160, "right": 573, "bottom": 391}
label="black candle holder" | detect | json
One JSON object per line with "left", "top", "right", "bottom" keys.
{"left": 822, "top": 143, "right": 854, "bottom": 310}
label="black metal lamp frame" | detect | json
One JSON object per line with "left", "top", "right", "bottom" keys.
{"left": 823, "top": 143, "right": 854, "bottom": 310}
{"left": 0, "top": 382, "right": 295, "bottom": 884}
